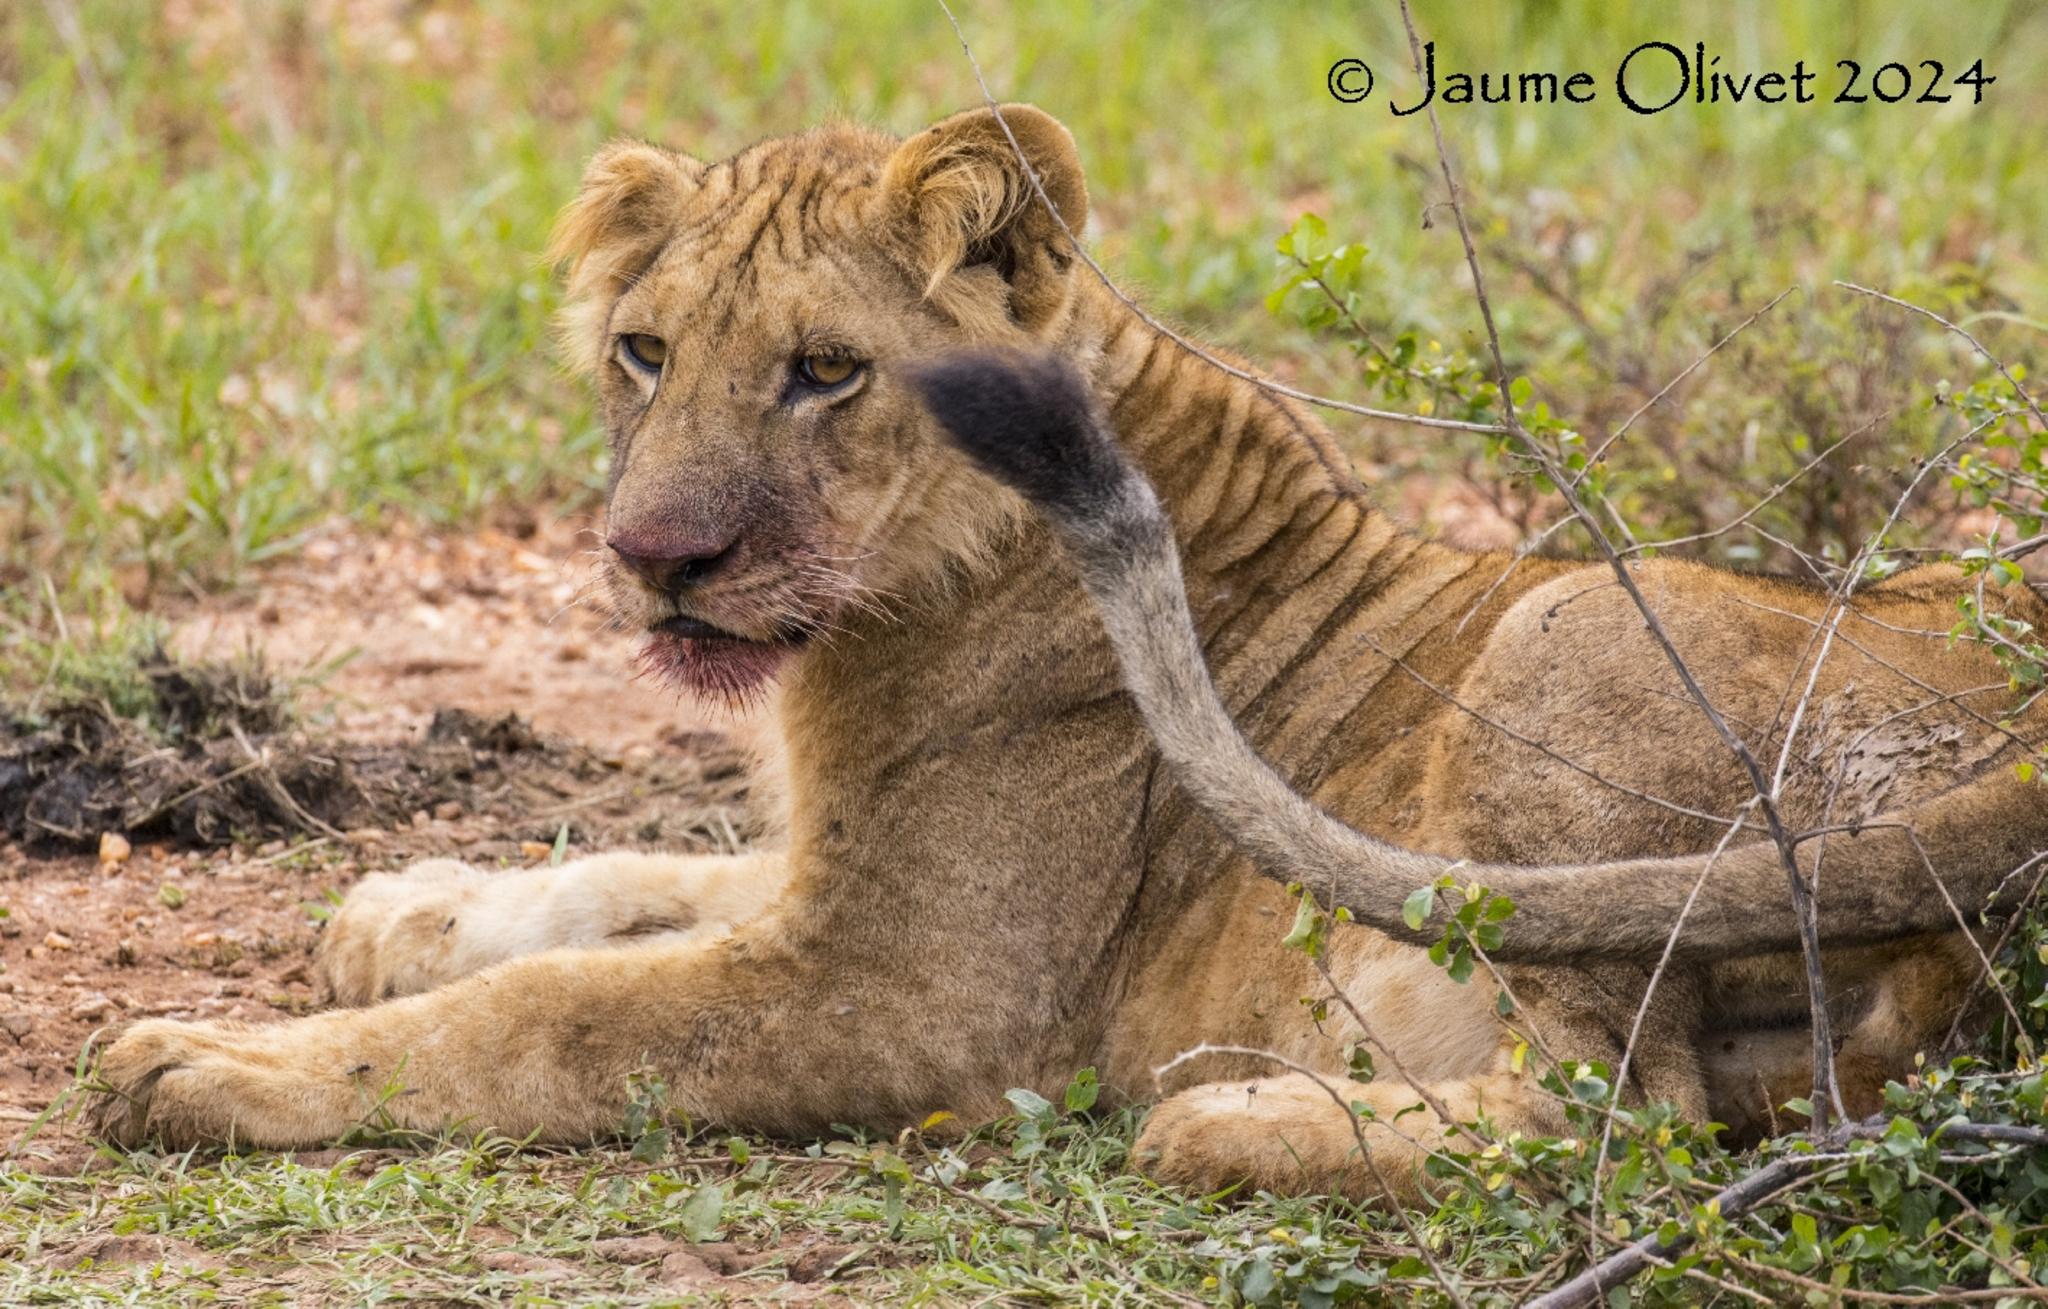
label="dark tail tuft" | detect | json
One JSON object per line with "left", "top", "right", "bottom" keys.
{"left": 906, "top": 349, "right": 1133, "bottom": 521}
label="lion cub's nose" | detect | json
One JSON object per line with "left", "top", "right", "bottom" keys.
{"left": 607, "top": 531, "right": 738, "bottom": 593}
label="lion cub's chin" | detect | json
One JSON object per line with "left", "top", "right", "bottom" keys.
{"left": 637, "top": 627, "right": 804, "bottom": 705}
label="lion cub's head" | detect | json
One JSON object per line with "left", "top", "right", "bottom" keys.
{"left": 547, "top": 105, "right": 1091, "bottom": 702}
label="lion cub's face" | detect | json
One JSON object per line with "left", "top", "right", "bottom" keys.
{"left": 547, "top": 106, "right": 1090, "bottom": 702}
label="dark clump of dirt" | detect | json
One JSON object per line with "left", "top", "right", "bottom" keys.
{"left": 1, "top": 657, "right": 754, "bottom": 855}
{"left": 427, "top": 706, "right": 544, "bottom": 754}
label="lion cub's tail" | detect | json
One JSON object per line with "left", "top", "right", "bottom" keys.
{"left": 909, "top": 349, "right": 2048, "bottom": 964}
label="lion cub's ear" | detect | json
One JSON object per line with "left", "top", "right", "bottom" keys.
{"left": 882, "top": 104, "right": 1089, "bottom": 333}
{"left": 548, "top": 141, "right": 702, "bottom": 370}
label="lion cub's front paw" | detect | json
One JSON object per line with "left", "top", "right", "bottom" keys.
{"left": 86, "top": 1015, "right": 388, "bottom": 1150}
{"left": 85, "top": 1019, "right": 276, "bottom": 1149}
{"left": 315, "top": 859, "right": 491, "bottom": 1006}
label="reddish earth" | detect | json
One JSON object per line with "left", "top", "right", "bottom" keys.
{"left": 1, "top": 521, "right": 763, "bottom": 1155}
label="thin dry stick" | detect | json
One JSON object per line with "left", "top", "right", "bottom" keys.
{"left": 1358, "top": 632, "right": 1749, "bottom": 830}
{"left": 1723, "top": 596, "right": 2044, "bottom": 763}
{"left": 1760, "top": 412, "right": 2001, "bottom": 789}
{"left": 1306, "top": 954, "right": 1518, "bottom": 1157}
{"left": 1837, "top": 281, "right": 2048, "bottom": 432}
{"left": 1909, "top": 1168, "right": 2048, "bottom": 1294}
{"left": 1904, "top": 829, "right": 2032, "bottom": 1048}
{"left": 1392, "top": 0, "right": 1840, "bottom": 1129}
{"left": 1452, "top": 514, "right": 1571, "bottom": 636}
{"left": 125, "top": 757, "right": 268, "bottom": 831}
{"left": 1574, "top": 287, "right": 1801, "bottom": 482}
{"left": 1461, "top": 372, "right": 1883, "bottom": 637}
{"left": 1716, "top": 1253, "right": 2048, "bottom": 1305}
{"left": 929, "top": 0, "right": 1507, "bottom": 448}
{"left": 1959, "top": 850, "right": 2048, "bottom": 1046}
{"left": 1544, "top": 1119, "right": 2048, "bottom": 1309}
{"left": 1588, "top": 796, "right": 1762, "bottom": 1249}
{"left": 1798, "top": 678, "right": 2013, "bottom": 940}
{"left": 1616, "top": 410, "right": 1889, "bottom": 557}
{"left": 229, "top": 723, "right": 346, "bottom": 842}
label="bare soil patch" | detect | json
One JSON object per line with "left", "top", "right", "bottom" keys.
{"left": 1, "top": 523, "right": 761, "bottom": 1146}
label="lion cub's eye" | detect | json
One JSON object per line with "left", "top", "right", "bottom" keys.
{"left": 795, "top": 354, "right": 862, "bottom": 390}
{"left": 621, "top": 334, "right": 667, "bottom": 372}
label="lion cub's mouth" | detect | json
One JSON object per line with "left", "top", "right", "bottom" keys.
{"left": 638, "top": 614, "right": 813, "bottom": 703}
{"left": 653, "top": 615, "right": 755, "bottom": 642}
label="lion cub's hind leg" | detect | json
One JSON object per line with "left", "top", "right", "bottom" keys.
{"left": 1134, "top": 1062, "right": 1570, "bottom": 1203}
{"left": 1133, "top": 967, "right": 1716, "bottom": 1202}
{"left": 1707, "top": 934, "right": 1986, "bottom": 1144}
{"left": 315, "top": 850, "right": 787, "bottom": 1005}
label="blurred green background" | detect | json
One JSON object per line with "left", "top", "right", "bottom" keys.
{"left": 2, "top": 0, "right": 2044, "bottom": 635}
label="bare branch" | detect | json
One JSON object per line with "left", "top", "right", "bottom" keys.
{"left": 1617, "top": 410, "right": 1890, "bottom": 558}
{"left": 1536, "top": 1119, "right": 2048, "bottom": 1307}
{"left": 1357, "top": 632, "right": 1750, "bottom": 830}
{"left": 1590, "top": 797, "right": 1762, "bottom": 1246}
{"left": 1904, "top": 828, "right": 2031, "bottom": 1053}
{"left": 1837, "top": 281, "right": 2048, "bottom": 432}
{"left": 1528, "top": 1149, "right": 1849, "bottom": 1309}
{"left": 1576, "top": 286, "right": 1802, "bottom": 483}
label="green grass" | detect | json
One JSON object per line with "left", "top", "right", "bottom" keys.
{"left": 10, "top": 1052, "right": 2048, "bottom": 1305}
{"left": 3, "top": 1, "right": 2046, "bottom": 616}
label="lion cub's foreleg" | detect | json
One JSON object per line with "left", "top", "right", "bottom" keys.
{"left": 315, "top": 850, "right": 787, "bottom": 1005}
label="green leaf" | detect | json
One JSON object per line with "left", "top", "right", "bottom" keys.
{"left": 1509, "top": 376, "right": 1533, "bottom": 408}
{"left": 1005, "top": 1087, "right": 1056, "bottom": 1122}
{"left": 1347, "top": 1044, "right": 1376, "bottom": 1081}
{"left": 677, "top": 1182, "right": 726, "bottom": 1242}
{"left": 1239, "top": 1257, "right": 1278, "bottom": 1304}
{"left": 883, "top": 1173, "right": 905, "bottom": 1233}
{"left": 1264, "top": 269, "right": 1309, "bottom": 317}
{"left": 1282, "top": 891, "right": 1321, "bottom": 953}
{"left": 1402, "top": 886, "right": 1435, "bottom": 932}
{"left": 549, "top": 821, "right": 570, "bottom": 867}
{"left": 630, "top": 1125, "right": 671, "bottom": 1163}
{"left": 1063, "top": 1067, "right": 1100, "bottom": 1114}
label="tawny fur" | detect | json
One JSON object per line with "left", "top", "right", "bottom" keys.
{"left": 86, "top": 106, "right": 2047, "bottom": 1204}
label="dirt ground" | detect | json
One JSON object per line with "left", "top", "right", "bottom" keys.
{"left": 0, "top": 520, "right": 762, "bottom": 1151}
